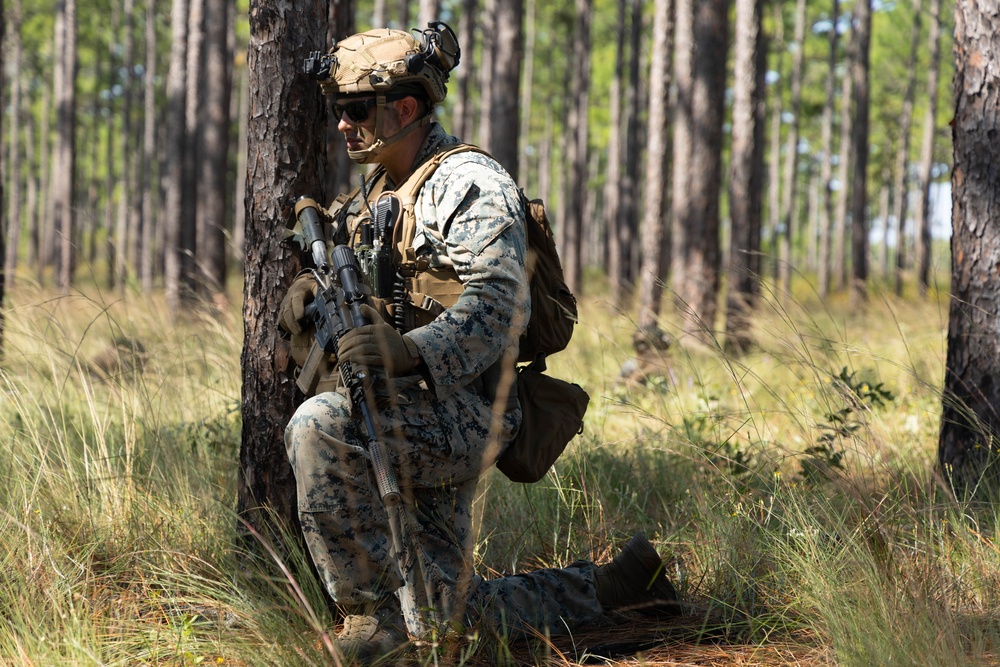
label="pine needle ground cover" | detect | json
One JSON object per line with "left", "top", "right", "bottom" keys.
{"left": 2, "top": 281, "right": 998, "bottom": 666}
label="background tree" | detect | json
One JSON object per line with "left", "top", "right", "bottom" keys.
{"left": 4, "top": 0, "right": 21, "bottom": 292}
{"left": 52, "top": 0, "right": 78, "bottom": 291}
{"left": 163, "top": 0, "right": 189, "bottom": 313}
{"left": 239, "top": 0, "right": 332, "bottom": 536}
{"left": 724, "top": 0, "right": 764, "bottom": 354}
{"left": 672, "top": 0, "right": 728, "bottom": 339}
{"left": 776, "top": 0, "right": 806, "bottom": 300}
{"left": 891, "top": 0, "right": 922, "bottom": 297}
{"left": 817, "top": 0, "right": 840, "bottom": 299}
{"left": 1, "top": 0, "right": 5, "bottom": 352}
{"left": 483, "top": 0, "right": 522, "bottom": 181}
{"left": 914, "top": 0, "right": 943, "bottom": 297}
{"left": 849, "top": 0, "right": 872, "bottom": 306}
{"left": 636, "top": 0, "right": 673, "bottom": 332}
{"left": 561, "top": 0, "right": 592, "bottom": 295}
{"left": 938, "top": 0, "right": 1000, "bottom": 495}
{"left": 197, "top": 0, "right": 234, "bottom": 300}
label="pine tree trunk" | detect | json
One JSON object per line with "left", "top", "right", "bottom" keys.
{"left": 486, "top": 0, "right": 522, "bottom": 181}
{"left": 53, "top": 0, "right": 78, "bottom": 291}
{"left": 182, "top": 0, "right": 205, "bottom": 299}
{"left": 452, "top": 0, "right": 476, "bottom": 141}
{"left": 849, "top": 0, "right": 872, "bottom": 306}
{"left": 605, "top": 0, "right": 626, "bottom": 300}
{"left": 164, "top": 0, "right": 189, "bottom": 313}
{"left": 621, "top": 0, "right": 642, "bottom": 294}
{"left": 418, "top": 0, "right": 440, "bottom": 27}
{"left": 673, "top": 0, "right": 728, "bottom": 339}
{"left": 724, "top": 0, "right": 762, "bottom": 354}
{"left": 834, "top": 21, "right": 854, "bottom": 292}
{"left": 637, "top": 0, "right": 673, "bottom": 332}
{"left": 892, "top": 0, "right": 921, "bottom": 296}
{"left": 1, "top": 0, "right": 5, "bottom": 350}
{"left": 197, "top": 0, "right": 233, "bottom": 298}
{"left": 938, "top": 0, "right": 1000, "bottom": 496}
{"left": 239, "top": 0, "right": 329, "bottom": 537}
{"left": 4, "top": 0, "right": 22, "bottom": 289}
{"left": 777, "top": 0, "right": 806, "bottom": 300}
{"left": 915, "top": 0, "right": 942, "bottom": 297}
{"left": 766, "top": 2, "right": 783, "bottom": 287}
{"left": 817, "top": 0, "right": 840, "bottom": 298}
{"left": 562, "top": 0, "right": 592, "bottom": 295}
{"left": 141, "top": 0, "right": 158, "bottom": 291}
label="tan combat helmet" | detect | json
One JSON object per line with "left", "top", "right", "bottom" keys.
{"left": 303, "top": 22, "right": 461, "bottom": 163}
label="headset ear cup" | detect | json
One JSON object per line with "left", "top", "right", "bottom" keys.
{"left": 405, "top": 52, "right": 425, "bottom": 73}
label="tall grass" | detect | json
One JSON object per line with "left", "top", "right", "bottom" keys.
{"left": 2, "top": 277, "right": 998, "bottom": 666}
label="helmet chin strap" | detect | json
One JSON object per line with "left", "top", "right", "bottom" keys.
{"left": 347, "top": 94, "right": 434, "bottom": 164}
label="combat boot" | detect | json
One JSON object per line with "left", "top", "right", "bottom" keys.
{"left": 334, "top": 595, "right": 409, "bottom": 665}
{"left": 595, "top": 532, "right": 680, "bottom": 616}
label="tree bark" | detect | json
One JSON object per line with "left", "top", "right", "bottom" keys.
{"left": 817, "top": 0, "right": 840, "bottom": 299}
{"left": 605, "top": 0, "right": 627, "bottom": 300}
{"left": 485, "top": 0, "right": 522, "bottom": 181}
{"left": 562, "top": 0, "right": 592, "bottom": 295}
{"left": 141, "top": 0, "right": 158, "bottom": 291}
{"left": 621, "top": 0, "right": 642, "bottom": 294}
{"left": 418, "top": 0, "right": 440, "bottom": 27}
{"left": 197, "top": 0, "right": 233, "bottom": 298}
{"left": 766, "top": 1, "right": 783, "bottom": 286}
{"left": 1, "top": 0, "right": 5, "bottom": 351}
{"left": 938, "top": 1, "right": 1000, "bottom": 496}
{"left": 834, "top": 18, "right": 855, "bottom": 292}
{"left": 849, "top": 0, "right": 872, "bottom": 306}
{"left": 240, "top": 0, "right": 329, "bottom": 537}
{"left": 4, "top": 0, "right": 22, "bottom": 290}
{"left": 724, "top": 0, "right": 763, "bottom": 355}
{"left": 164, "top": 0, "right": 189, "bottom": 313}
{"left": 915, "top": 0, "right": 942, "bottom": 297}
{"left": 182, "top": 0, "right": 205, "bottom": 299}
{"left": 892, "top": 0, "right": 922, "bottom": 297}
{"left": 777, "top": 0, "right": 806, "bottom": 300}
{"left": 637, "top": 0, "right": 673, "bottom": 331}
{"left": 452, "top": 0, "right": 476, "bottom": 141}
{"left": 672, "top": 0, "right": 728, "bottom": 340}
{"left": 53, "top": 0, "right": 78, "bottom": 291}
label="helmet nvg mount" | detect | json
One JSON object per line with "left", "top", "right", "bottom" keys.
{"left": 302, "top": 22, "right": 461, "bottom": 163}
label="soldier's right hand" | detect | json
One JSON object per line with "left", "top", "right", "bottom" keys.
{"left": 278, "top": 273, "right": 319, "bottom": 335}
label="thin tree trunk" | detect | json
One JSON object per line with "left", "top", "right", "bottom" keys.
{"left": 476, "top": 0, "right": 497, "bottom": 151}
{"left": 418, "top": 0, "right": 439, "bottom": 27}
{"left": 915, "top": 0, "right": 942, "bottom": 297}
{"left": 53, "top": 0, "right": 78, "bottom": 291}
{"left": 163, "top": 0, "right": 188, "bottom": 313}
{"left": 182, "top": 0, "right": 205, "bottom": 299}
{"left": 777, "top": 0, "right": 806, "bottom": 299}
{"left": 817, "top": 0, "right": 840, "bottom": 298}
{"left": 892, "top": 0, "right": 922, "bottom": 296}
{"left": 518, "top": 0, "right": 536, "bottom": 185}
{"left": 1, "top": 0, "right": 5, "bottom": 349}
{"left": 621, "top": 0, "right": 642, "bottom": 293}
{"left": 4, "top": 0, "right": 23, "bottom": 288}
{"left": 114, "top": 0, "right": 136, "bottom": 289}
{"left": 452, "top": 0, "right": 476, "bottom": 141}
{"left": 37, "top": 51, "right": 52, "bottom": 283}
{"left": 834, "top": 15, "right": 855, "bottom": 292}
{"left": 562, "top": 0, "right": 592, "bottom": 295}
{"left": 141, "top": 0, "right": 158, "bottom": 291}
{"left": 605, "top": 0, "right": 627, "bottom": 299}
{"left": 766, "top": 1, "right": 783, "bottom": 286}
{"left": 638, "top": 0, "right": 674, "bottom": 330}
{"left": 849, "top": 0, "right": 872, "bottom": 306}
{"left": 240, "top": 0, "right": 329, "bottom": 539}
{"left": 724, "top": 0, "right": 763, "bottom": 354}
{"left": 373, "top": 0, "right": 387, "bottom": 27}
{"left": 673, "top": 0, "right": 728, "bottom": 338}
{"left": 197, "top": 0, "right": 232, "bottom": 298}
{"left": 232, "top": 64, "right": 249, "bottom": 276}
{"left": 486, "top": 0, "right": 522, "bottom": 181}
{"left": 938, "top": 0, "right": 1000, "bottom": 496}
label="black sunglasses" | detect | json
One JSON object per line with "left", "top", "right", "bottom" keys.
{"left": 333, "top": 98, "right": 378, "bottom": 123}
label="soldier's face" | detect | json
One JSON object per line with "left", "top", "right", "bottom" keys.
{"left": 337, "top": 98, "right": 402, "bottom": 153}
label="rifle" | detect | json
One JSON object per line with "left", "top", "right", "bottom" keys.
{"left": 290, "top": 196, "right": 401, "bottom": 507}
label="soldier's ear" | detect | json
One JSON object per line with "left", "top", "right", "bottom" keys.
{"left": 396, "top": 95, "right": 422, "bottom": 126}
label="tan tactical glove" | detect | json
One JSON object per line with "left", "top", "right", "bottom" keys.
{"left": 337, "top": 304, "right": 421, "bottom": 377}
{"left": 278, "top": 273, "right": 319, "bottom": 336}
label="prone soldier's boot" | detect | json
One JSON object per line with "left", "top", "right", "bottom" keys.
{"left": 335, "top": 595, "right": 409, "bottom": 665}
{"left": 595, "top": 532, "right": 681, "bottom": 616}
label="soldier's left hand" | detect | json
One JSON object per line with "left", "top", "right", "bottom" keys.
{"left": 338, "top": 304, "right": 422, "bottom": 377}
